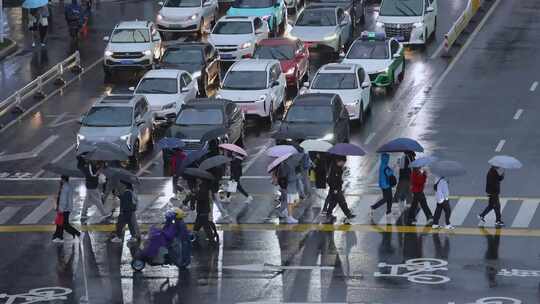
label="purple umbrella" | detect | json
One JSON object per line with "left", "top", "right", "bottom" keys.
{"left": 328, "top": 143, "right": 367, "bottom": 156}
{"left": 267, "top": 153, "right": 293, "bottom": 173}
{"left": 266, "top": 145, "right": 298, "bottom": 158}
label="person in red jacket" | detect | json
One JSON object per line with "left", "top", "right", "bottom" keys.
{"left": 408, "top": 167, "right": 433, "bottom": 225}
{"left": 170, "top": 148, "right": 187, "bottom": 200}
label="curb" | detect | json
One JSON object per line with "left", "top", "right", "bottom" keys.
{"left": 0, "top": 38, "right": 18, "bottom": 61}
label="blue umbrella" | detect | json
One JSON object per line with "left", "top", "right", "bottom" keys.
{"left": 430, "top": 160, "right": 466, "bottom": 177}
{"left": 158, "top": 137, "right": 185, "bottom": 150}
{"left": 22, "top": 0, "right": 48, "bottom": 8}
{"left": 328, "top": 143, "right": 367, "bottom": 156}
{"left": 377, "top": 138, "right": 424, "bottom": 153}
{"left": 410, "top": 156, "right": 438, "bottom": 168}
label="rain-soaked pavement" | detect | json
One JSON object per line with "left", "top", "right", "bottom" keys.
{"left": 2, "top": 0, "right": 540, "bottom": 303}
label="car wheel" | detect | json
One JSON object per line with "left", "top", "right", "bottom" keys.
{"left": 130, "top": 141, "right": 140, "bottom": 169}
{"left": 131, "top": 259, "right": 146, "bottom": 271}
{"left": 398, "top": 61, "right": 405, "bottom": 83}
{"left": 266, "top": 103, "right": 274, "bottom": 125}
{"left": 358, "top": 102, "right": 365, "bottom": 125}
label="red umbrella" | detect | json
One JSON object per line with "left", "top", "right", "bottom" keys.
{"left": 219, "top": 143, "right": 247, "bottom": 157}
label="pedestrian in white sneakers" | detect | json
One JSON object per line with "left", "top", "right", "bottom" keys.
{"left": 432, "top": 176, "right": 455, "bottom": 230}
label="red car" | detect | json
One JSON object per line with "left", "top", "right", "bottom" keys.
{"left": 253, "top": 38, "right": 309, "bottom": 92}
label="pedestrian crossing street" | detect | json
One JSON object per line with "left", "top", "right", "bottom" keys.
{"left": 1, "top": 193, "right": 540, "bottom": 230}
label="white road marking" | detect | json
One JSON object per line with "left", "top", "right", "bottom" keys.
{"left": 513, "top": 109, "right": 523, "bottom": 120}
{"left": 430, "top": 41, "right": 446, "bottom": 60}
{"left": 530, "top": 81, "right": 538, "bottom": 92}
{"left": 450, "top": 198, "right": 475, "bottom": 226}
{"left": 432, "top": 0, "right": 503, "bottom": 90}
{"left": 0, "top": 206, "right": 21, "bottom": 224}
{"left": 0, "top": 135, "right": 59, "bottom": 162}
{"left": 243, "top": 140, "right": 273, "bottom": 174}
{"left": 137, "top": 152, "right": 162, "bottom": 177}
{"left": 20, "top": 197, "right": 54, "bottom": 224}
{"left": 33, "top": 143, "right": 77, "bottom": 178}
{"left": 511, "top": 199, "right": 540, "bottom": 228}
{"left": 495, "top": 140, "right": 506, "bottom": 152}
{"left": 364, "top": 132, "right": 376, "bottom": 145}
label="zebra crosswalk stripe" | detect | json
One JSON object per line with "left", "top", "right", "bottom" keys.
{"left": 482, "top": 198, "right": 508, "bottom": 226}
{"left": 511, "top": 199, "right": 540, "bottom": 228}
{"left": 451, "top": 198, "right": 476, "bottom": 226}
{"left": 0, "top": 206, "right": 21, "bottom": 224}
{"left": 20, "top": 197, "right": 54, "bottom": 224}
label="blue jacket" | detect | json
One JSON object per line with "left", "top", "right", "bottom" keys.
{"left": 378, "top": 153, "right": 394, "bottom": 189}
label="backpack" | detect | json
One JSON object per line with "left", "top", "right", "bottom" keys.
{"left": 66, "top": 6, "right": 81, "bottom": 23}
{"left": 433, "top": 178, "right": 443, "bottom": 192}
{"left": 384, "top": 167, "right": 397, "bottom": 187}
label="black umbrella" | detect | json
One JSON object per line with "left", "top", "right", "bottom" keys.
{"left": 183, "top": 168, "right": 215, "bottom": 180}
{"left": 180, "top": 147, "right": 208, "bottom": 172}
{"left": 271, "top": 130, "right": 305, "bottom": 141}
{"left": 200, "top": 127, "right": 228, "bottom": 144}
{"left": 199, "top": 155, "right": 231, "bottom": 171}
{"left": 285, "top": 153, "right": 304, "bottom": 170}
{"left": 87, "top": 148, "right": 130, "bottom": 162}
{"left": 377, "top": 138, "right": 424, "bottom": 153}
{"left": 103, "top": 167, "right": 140, "bottom": 185}
{"left": 42, "top": 163, "right": 85, "bottom": 178}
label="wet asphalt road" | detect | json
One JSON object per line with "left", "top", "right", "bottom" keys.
{"left": 2, "top": 0, "right": 540, "bottom": 303}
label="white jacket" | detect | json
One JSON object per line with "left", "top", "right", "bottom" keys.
{"left": 435, "top": 178, "right": 449, "bottom": 204}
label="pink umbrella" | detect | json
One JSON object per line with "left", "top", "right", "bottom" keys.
{"left": 219, "top": 143, "right": 248, "bottom": 157}
{"left": 266, "top": 145, "right": 298, "bottom": 158}
{"left": 267, "top": 153, "right": 293, "bottom": 173}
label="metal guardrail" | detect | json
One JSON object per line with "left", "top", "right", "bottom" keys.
{"left": 0, "top": 51, "right": 83, "bottom": 119}
{"left": 442, "top": 0, "right": 482, "bottom": 56}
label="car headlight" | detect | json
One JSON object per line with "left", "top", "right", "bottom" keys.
{"left": 257, "top": 94, "right": 267, "bottom": 102}
{"left": 157, "top": 14, "right": 163, "bottom": 21}
{"left": 320, "top": 133, "right": 334, "bottom": 141}
{"left": 76, "top": 134, "right": 85, "bottom": 146}
{"left": 376, "top": 21, "right": 384, "bottom": 28}
{"left": 143, "top": 50, "right": 152, "bottom": 56}
{"left": 323, "top": 33, "right": 338, "bottom": 41}
{"left": 189, "top": 13, "right": 199, "bottom": 21}
{"left": 192, "top": 71, "right": 202, "bottom": 79}
{"left": 285, "top": 67, "right": 295, "bottom": 75}
{"left": 240, "top": 42, "right": 252, "bottom": 50}
{"left": 104, "top": 50, "right": 113, "bottom": 57}
{"left": 120, "top": 134, "right": 131, "bottom": 150}
{"left": 162, "top": 102, "right": 176, "bottom": 110}
{"left": 216, "top": 94, "right": 223, "bottom": 99}
{"left": 413, "top": 22, "right": 424, "bottom": 28}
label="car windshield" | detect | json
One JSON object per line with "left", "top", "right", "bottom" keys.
{"left": 176, "top": 108, "right": 223, "bottom": 125}
{"left": 296, "top": 9, "right": 336, "bottom": 26}
{"left": 164, "top": 0, "right": 201, "bottom": 7}
{"left": 380, "top": 0, "right": 423, "bottom": 17}
{"left": 286, "top": 105, "right": 333, "bottom": 123}
{"left": 212, "top": 21, "right": 253, "bottom": 34}
{"left": 254, "top": 45, "right": 295, "bottom": 60}
{"left": 83, "top": 106, "right": 133, "bottom": 127}
{"left": 223, "top": 71, "right": 267, "bottom": 90}
{"left": 136, "top": 78, "right": 178, "bottom": 94}
{"left": 162, "top": 48, "right": 203, "bottom": 64}
{"left": 110, "top": 28, "right": 150, "bottom": 43}
{"left": 312, "top": 73, "right": 357, "bottom": 89}
{"left": 347, "top": 41, "right": 389, "bottom": 59}
{"left": 232, "top": 0, "right": 273, "bottom": 8}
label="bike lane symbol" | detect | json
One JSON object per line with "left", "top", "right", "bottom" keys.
{"left": 373, "top": 258, "right": 450, "bottom": 285}
{"left": 0, "top": 287, "right": 72, "bottom": 304}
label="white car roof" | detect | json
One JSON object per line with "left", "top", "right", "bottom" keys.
{"left": 318, "top": 63, "right": 358, "bottom": 74}
{"left": 142, "top": 69, "right": 184, "bottom": 79}
{"left": 219, "top": 16, "right": 258, "bottom": 23}
{"left": 230, "top": 59, "right": 279, "bottom": 72}
{"left": 116, "top": 20, "right": 151, "bottom": 30}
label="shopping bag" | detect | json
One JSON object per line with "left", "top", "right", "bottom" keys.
{"left": 54, "top": 212, "right": 64, "bottom": 226}
{"left": 309, "top": 169, "right": 316, "bottom": 183}
{"left": 225, "top": 181, "right": 238, "bottom": 193}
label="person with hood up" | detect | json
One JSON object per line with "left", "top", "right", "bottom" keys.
{"left": 478, "top": 166, "right": 505, "bottom": 227}
{"left": 370, "top": 153, "right": 396, "bottom": 218}
{"left": 325, "top": 155, "right": 355, "bottom": 223}
{"left": 52, "top": 176, "right": 81, "bottom": 242}
{"left": 432, "top": 176, "right": 455, "bottom": 230}
{"left": 408, "top": 167, "right": 433, "bottom": 225}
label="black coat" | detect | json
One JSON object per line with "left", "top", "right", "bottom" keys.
{"left": 486, "top": 167, "right": 504, "bottom": 195}
{"left": 327, "top": 163, "right": 344, "bottom": 191}
{"left": 230, "top": 158, "right": 243, "bottom": 181}
{"left": 196, "top": 181, "right": 211, "bottom": 214}
{"left": 312, "top": 153, "right": 328, "bottom": 189}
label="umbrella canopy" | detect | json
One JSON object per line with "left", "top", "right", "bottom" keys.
{"left": 42, "top": 163, "right": 85, "bottom": 178}
{"left": 183, "top": 168, "right": 215, "bottom": 180}
{"left": 430, "top": 160, "right": 466, "bottom": 177}
{"left": 410, "top": 156, "right": 438, "bottom": 168}
{"left": 219, "top": 143, "right": 247, "bottom": 157}
{"left": 267, "top": 153, "right": 293, "bottom": 173}
{"left": 87, "top": 147, "right": 129, "bottom": 161}
{"left": 200, "top": 127, "right": 227, "bottom": 143}
{"left": 488, "top": 155, "right": 522, "bottom": 170}
{"left": 271, "top": 130, "right": 305, "bottom": 141}
{"left": 199, "top": 155, "right": 231, "bottom": 171}
{"left": 377, "top": 138, "right": 424, "bottom": 153}
{"left": 285, "top": 153, "right": 304, "bottom": 170}
{"left": 300, "top": 139, "right": 332, "bottom": 152}
{"left": 266, "top": 145, "right": 297, "bottom": 158}
{"left": 328, "top": 143, "right": 367, "bottom": 156}
{"left": 22, "top": 0, "right": 48, "bottom": 8}
{"left": 158, "top": 137, "right": 185, "bottom": 150}
{"left": 180, "top": 147, "right": 208, "bottom": 171}
{"left": 103, "top": 167, "right": 140, "bottom": 185}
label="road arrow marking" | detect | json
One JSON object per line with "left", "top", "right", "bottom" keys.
{"left": 0, "top": 135, "right": 59, "bottom": 162}
{"left": 47, "top": 112, "right": 80, "bottom": 128}
{"left": 222, "top": 263, "right": 335, "bottom": 272}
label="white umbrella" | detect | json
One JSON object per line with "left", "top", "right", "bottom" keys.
{"left": 410, "top": 156, "right": 438, "bottom": 168}
{"left": 300, "top": 139, "right": 332, "bottom": 152}
{"left": 488, "top": 155, "right": 522, "bottom": 170}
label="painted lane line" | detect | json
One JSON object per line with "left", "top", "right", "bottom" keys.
{"left": 20, "top": 197, "right": 54, "bottom": 224}
{"left": 364, "top": 132, "right": 376, "bottom": 145}
{"left": 513, "top": 109, "right": 523, "bottom": 120}
{"left": 450, "top": 198, "right": 476, "bottom": 226}
{"left": 430, "top": 41, "right": 446, "bottom": 60}
{"left": 511, "top": 199, "right": 540, "bottom": 228}
{"left": 432, "top": 0, "right": 502, "bottom": 90}
{"left": 495, "top": 140, "right": 505, "bottom": 152}
{"left": 530, "top": 81, "right": 538, "bottom": 92}
{"left": 0, "top": 206, "right": 21, "bottom": 224}
{"left": 0, "top": 135, "right": 59, "bottom": 162}
{"left": 243, "top": 140, "right": 273, "bottom": 174}
{"left": 33, "top": 143, "right": 77, "bottom": 178}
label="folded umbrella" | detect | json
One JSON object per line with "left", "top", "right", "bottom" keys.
{"left": 266, "top": 145, "right": 297, "bottom": 158}
{"left": 410, "top": 156, "right": 438, "bottom": 168}
{"left": 219, "top": 143, "right": 247, "bottom": 157}
{"left": 328, "top": 143, "right": 367, "bottom": 156}
{"left": 377, "top": 138, "right": 424, "bottom": 153}
{"left": 267, "top": 152, "right": 293, "bottom": 173}
{"left": 183, "top": 168, "right": 215, "bottom": 180}
{"left": 103, "top": 167, "right": 140, "bottom": 185}
{"left": 22, "top": 0, "right": 48, "bottom": 8}
{"left": 488, "top": 155, "right": 522, "bottom": 170}
{"left": 42, "top": 163, "right": 85, "bottom": 178}
{"left": 199, "top": 155, "right": 231, "bottom": 171}
{"left": 430, "top": 160, "right": 466, "bottom": 177}
{"left": 158, "top": 137, "right": 185, "bottom": 150}
{"left": 200, "top": 127, "right": 227, "bottom": 144}
{"left": 300, "top": 139, "right": 332, "bottom": 152}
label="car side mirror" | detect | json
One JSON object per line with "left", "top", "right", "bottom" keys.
{"left": 158, "top": 1, "right": 163, "bottom": 5}
{"left": 393, "top": 53, "right": 401, "bottom": 59}
{"left": 361, "top": 81, "right": 371, "bottom": 89}
{"left": 271, "top": 80, "right": 280, "bottom": 87}
{"left": 128, "top": 86, "right": 135, "bottom": 92}
{"left": 103, "top": 36, "right": 110, "bottom": 42}
{"left": 274, "top": 3, "right": 280, "bottom": 7}
{"left": 426, "top": 6, "right": 434, "bottom": 13}
{"left": 303, "top": 81, "right": 309, "bottom": 88}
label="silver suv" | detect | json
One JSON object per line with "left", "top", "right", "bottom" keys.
{"left": 76, "top": 95, "right": 155, "bottom": 167}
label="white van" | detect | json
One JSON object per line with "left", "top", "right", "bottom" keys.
{"left": 376, "top": 0, "right": 437, "bottom": 47}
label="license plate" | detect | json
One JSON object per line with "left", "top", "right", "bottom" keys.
{"left": 241, "top": 104, "right": 256, "bottom": 112}
{"left": 120, "top": 60, "right": 134, "bottom": 64}
{"left": 220, "top": 53, "right": 233, "bottom": 59}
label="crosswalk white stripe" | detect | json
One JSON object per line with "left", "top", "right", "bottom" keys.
{"left": 450, "top": 198, "right": 476, "bottom": 226}
{"left": 511, "top": 199, "right": 540, "bottom": 228}
{"left": 483, "top": 198, "right": 508, "bottom": 226}
{"left": 149, "top": 196, "right": 171, "bottom": 210}
{"left": 378, "top": 203, "right": 404, "bottom": 225}
{"left": 0, "top": 206, "right": 21, "bottom": 224}
{"left": 351, "top": 194, "right": 379, "bottom": 224}
{"left": 416, "top": 195, "right": 437, "bottom": 225}
{"left": 20, "top": 198, "right": 54, "bottom": 224}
